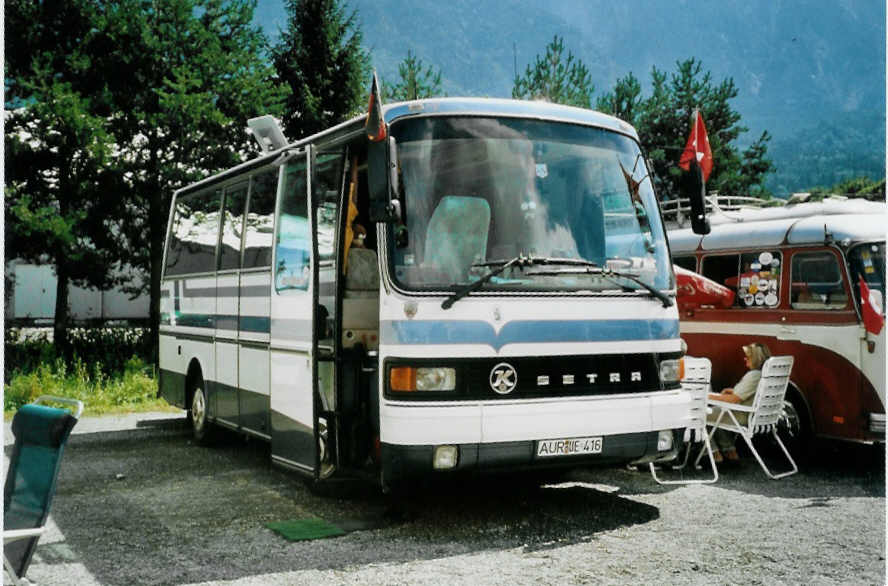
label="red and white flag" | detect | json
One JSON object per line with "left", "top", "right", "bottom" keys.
{"left": 860, "top": 276, "right": 885, "bottom": 335}
{"left": 679, "top": 110, "right": 713, "bottom": 182}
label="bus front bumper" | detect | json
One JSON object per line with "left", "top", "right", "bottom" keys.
{"left": 380, "top": 429, "right": 683, "bottom": 483}
{"left": 378, "top": 390, "right": 692, "bottom": 485}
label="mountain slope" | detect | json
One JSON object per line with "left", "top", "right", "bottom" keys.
{"left": 255, "top": 0, "right": 886, "bottom": 195}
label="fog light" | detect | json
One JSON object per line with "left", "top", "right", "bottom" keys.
{"left": 433, "top": 445, "right": 459, "bottom": 469}
{"left": 657, "top": 430, "right": 674, "bottom": 451}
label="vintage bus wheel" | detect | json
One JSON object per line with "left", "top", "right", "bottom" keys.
{"left": 190, "top": 380, "right": 216, "bottom": 445}
{"left": 777, "top": 396, "right": 810, "bottom": 460}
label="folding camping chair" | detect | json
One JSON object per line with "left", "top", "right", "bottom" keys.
{"left": 650, "top": 357, "right": 718, "bottom": 484}
{"left": 696, "top": 356, "right": 798, "bottom": 479}
{"left": 4, "top": 396, "right": 82, "bottom": 586}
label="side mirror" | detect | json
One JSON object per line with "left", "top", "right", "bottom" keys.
{"left": 369, "top": 136, "right": 401, "bottom": 223}
{"left": 681, "top": 161, "right": 710, "bottom": 235}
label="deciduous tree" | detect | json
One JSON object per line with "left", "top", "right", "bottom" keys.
{"left": 5, "top": 0, "right": 125, "bottom": 353}
{"left": 100, "top": 0, "right": 286, "bottom": 361}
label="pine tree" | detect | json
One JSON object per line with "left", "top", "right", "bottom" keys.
{"left": 595, "top": 72, "right": 643, "bottom": 127}
{"left": 512, "top": 36, "right": 594, "bottom": 108}
{"left": 383, "top": 50, "right": 443, "bottom": 101}
{"left": 273, "top": 0, "right": 371, "bottom": 140}
{"left": 633, "top": 58, "right": 773, "bottom": 199}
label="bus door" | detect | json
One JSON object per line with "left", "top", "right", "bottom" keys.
{"left": 311, "top": 146, "right": 346, "bottom": 478}
{"left": 269, "top": 147, "right": 346, "bottom": 476}
{"left": 270, "top": 150, "right": 317, "bottom": 474}
{"left": 216, "top": 181, "right": 249, "bottom": 428}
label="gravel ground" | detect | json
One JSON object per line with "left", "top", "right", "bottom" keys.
{"left": 5, "top": 412, "right": 885, "bottom": 586}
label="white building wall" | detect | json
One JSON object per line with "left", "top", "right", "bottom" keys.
{"left": 5, "top": 261, "right": 149, "bottom": 323}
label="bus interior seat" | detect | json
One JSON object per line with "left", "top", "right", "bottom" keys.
{"left": 342, "top": 246, "right": 379, "bottom": 349}
{"left": 422, "top": 195, "right": 491, "bottom": 283}
{"left": 577, "top": 192, "right": 606, "bottom": 265}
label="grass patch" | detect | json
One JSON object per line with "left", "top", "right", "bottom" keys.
{"left": 4, "top": 356, "right": 173, "bottom": 417}
{"left": 5, "top": 328, "right": 174, "bottom": 418}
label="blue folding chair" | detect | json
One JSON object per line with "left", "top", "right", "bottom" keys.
{"left": 4, "top": 396, "right": 82, "bottom": 586}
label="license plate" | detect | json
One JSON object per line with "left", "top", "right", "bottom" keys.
{"left": 536, "top": 436, "right": 603, "bottom": 457}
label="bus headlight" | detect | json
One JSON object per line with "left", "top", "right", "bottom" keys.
{"left": 659, "top": 358, "right": 684, "bottom": 384}
{"left": 390, "top": 366, "right": 457, "bottom": 392}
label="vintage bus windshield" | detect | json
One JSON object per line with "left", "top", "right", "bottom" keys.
{"left": 388, "top": 116, "right": 672, "bottom": 294}
{"left": 849, "top": 241, "right": 886, "bottom": 304}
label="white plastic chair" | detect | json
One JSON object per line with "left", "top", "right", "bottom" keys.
{"left": 650, "top": 357, "right": 719, "bottom": 484}
{"left": 696, "top": 355, "right": 798, "bottom": 479}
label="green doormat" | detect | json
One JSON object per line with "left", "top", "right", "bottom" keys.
{"left": 267, "top": 518, "right": 347, "bottom": 541}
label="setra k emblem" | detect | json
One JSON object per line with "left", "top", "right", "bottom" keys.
{"left": 489, "top": 362, "right": 518, "bottom": 395}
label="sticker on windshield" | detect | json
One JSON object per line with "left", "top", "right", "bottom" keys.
{"left": 535, "top": 163, "right": 548, "bottom": 179}
{"left": 765, "top": 293, "right": 778, "bottom": 306}
{"left": 759, "top": 252, "right": 773, "bottom": 265}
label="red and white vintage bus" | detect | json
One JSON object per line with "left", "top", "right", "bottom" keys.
{"left": 669, "top": 201, "right": 885, "bottom": 450}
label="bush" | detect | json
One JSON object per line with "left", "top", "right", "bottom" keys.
{"left": 5, "top": 327, "right": 152, "bottom": 383}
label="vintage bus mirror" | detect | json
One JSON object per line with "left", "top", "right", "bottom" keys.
{"left": 681, "top": 161, "right": 711, "bottom": 235}
{"left": 368, "top": 136, "right": 401, "bottom": 223}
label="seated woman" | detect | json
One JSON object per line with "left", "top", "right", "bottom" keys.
{"left": 707, "top": 342, "right": 772, "bottom": 463}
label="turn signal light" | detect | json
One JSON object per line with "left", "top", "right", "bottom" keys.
{"left": 390, "top": 366, "right": 417, "bottom": 391}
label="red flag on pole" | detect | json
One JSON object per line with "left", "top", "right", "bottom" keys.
{"left": 859, "top": 275, "right": 885, "bottom": 335}
{"left": 679, "top": 110, "right": 713, "bottom": 182}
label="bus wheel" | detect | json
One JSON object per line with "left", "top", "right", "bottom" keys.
{"left": 318, "top": 417, "right": 335, "bottom": 479}
{"left": 777, "top": 396, "right": 810, "bottom": 461}
{"left": 190, "top": 379, "right": 215, "bottom": 445}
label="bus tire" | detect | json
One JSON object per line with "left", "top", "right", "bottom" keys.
{"left": 190, "top": 377, "right": 216, "bottom": 445}
{"left": 777, "top": 392, "right": 811, "bottom": 462}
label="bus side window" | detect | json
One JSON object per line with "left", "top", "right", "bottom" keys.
{"left": 219, "top": 182, "right": 248, "bottom": 271}
{"left": 165, "top": 188, "right": 222, "bottom": 277}
{"left": 791, "top": 251, "right": 847, "bottom": 310}
{"left": 275, "top": 159, "right": 310, "bottom": 292}
{"left": 701, "top": 254, "right": 741, "bottom": 306}
{"left": 701, "top": 251, "right": 781, "bottom": 308}
{"left": 673, "top": 255, "right": 697, "bottom": 272}
{"left": 243, "top": 169, "right": 278, "bottom": 269}
{"left": 314, "top": 151, "right": 346, "bottom": 342}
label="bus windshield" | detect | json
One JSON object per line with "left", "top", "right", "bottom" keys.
{"left": 388, "top": 116, "right": 672, "bottom": 295}
{"left": 849, "top": 242, "right": 886, "bottom": 308}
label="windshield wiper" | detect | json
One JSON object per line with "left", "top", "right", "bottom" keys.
{"left": 441, "top": 255, "right": 599, "bottom": 309}
{"left": 524, "top": 266, "right": 673, "bottom": 308}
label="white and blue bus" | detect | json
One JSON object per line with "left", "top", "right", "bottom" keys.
{"left": 159, "top": 88, "right": 705, "bottom": 490}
